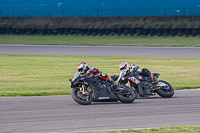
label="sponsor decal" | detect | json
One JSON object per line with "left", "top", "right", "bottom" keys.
{"left": 101, "top": 72, "right": 106, "bottom": 76}
{"left": 126, "top": 83, "right": 130, "bottom": 86}
{"left": 98, "top": 97, "right": 110, "bottom": 99}
{"left": 128, "top": 77, "right": 140, "bottom": 84}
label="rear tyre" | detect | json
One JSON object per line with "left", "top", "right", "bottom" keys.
{"left": 156, "top": 80, "right": 174, "bottom": 98}
{"left": 116, "top": 86, "right": 138, "bottom": 103}
{"left": 71, "top": 88, "right": 93, "bottom": 105}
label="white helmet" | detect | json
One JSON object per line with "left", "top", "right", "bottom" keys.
{"left": 119, "top": 62, "right": 129, "bottom": 71}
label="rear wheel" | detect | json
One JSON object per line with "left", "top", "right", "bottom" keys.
{"left": 116, "top": 85, "right": 138, "bottom": 103}
{"left": 156, "top": 80, "right": 174, "bottom": 98}
{"left": 71, "top": 88, "right": 93, "bottom": 105}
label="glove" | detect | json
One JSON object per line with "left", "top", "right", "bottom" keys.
{"left": 130, "top": 64, "right": 139, "bottom": 72}
{"left": 97, "top": 72, "right": 102, "bottom": 77}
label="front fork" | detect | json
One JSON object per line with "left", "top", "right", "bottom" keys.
{"left": 80, "top": 84, "right": 92, "bottom": 94}
{"left": 80, "top": 84, "right": 87, "bottom": 94}
{"left": 124, "top": 80, "right": 136, "bottom": 94}
{"left": 126, "top": 80, "right": 131, "bottom": 87}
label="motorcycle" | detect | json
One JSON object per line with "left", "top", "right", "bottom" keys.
{"left": 69, "top": 72, "right": 138, "bottom": 105}
{"left": 118, "top": 69, "right": 174, "bottom": 98}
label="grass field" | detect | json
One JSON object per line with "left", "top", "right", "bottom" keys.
{"left": 91, "top": 126, "right": 200, "bottom": 133}
{"left": 0, "top": 54, "right": 200, "bottom": 97}
{"left": 0, "top": 35, "right": 200, "bottom": 47}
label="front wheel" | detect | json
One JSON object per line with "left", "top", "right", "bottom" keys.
{"left": 156, "top": 80, "right": 174, "bottom": 98}
{"left": 115, "top": 86, "right": 138, "bottom": 103}
{"left": 71, "top": 88, "right": 93, "bottom": 105}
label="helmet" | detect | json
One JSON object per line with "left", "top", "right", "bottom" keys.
{"left": 119, "top": 62, "right": 129, "bottom": 71}
{"left": 77, "top": 62, "right": 89, "bottom": 73}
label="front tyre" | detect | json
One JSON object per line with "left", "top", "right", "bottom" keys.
{"left": 116, "top": 86, "right": 138, "bottom": 103}
{"left": 71, "top": 88, "right": 93, "bottom": 105}
{"left": 156, "top": 80, "right": 174, "bottom": 98}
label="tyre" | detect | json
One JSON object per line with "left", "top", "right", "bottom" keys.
{"left": 116, "top": 86, "right": 138, "bottom": 103}
{"left": 156, "top": 80, "right": 174, "bottom": 98}
{"left": 71, "top": 88, "right": 93, "bottom": 105}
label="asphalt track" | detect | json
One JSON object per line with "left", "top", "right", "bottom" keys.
{"left": 0, "top": 44, "right": 200, "bottom": 57}
{"left": 0, "top": 89, "right": 200, "bottom": 133}
{"left": 0, "top": 45, "right": 200, "bottom": 133}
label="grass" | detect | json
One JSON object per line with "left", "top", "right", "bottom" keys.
{"left": 0, "top": 35, "right": 200, "bottom": 47}
{"left": 88, "top": 126, "right": 200, "bottom": 133}
{"left": 0, "top": 54, "right": 200, "bottom": 97}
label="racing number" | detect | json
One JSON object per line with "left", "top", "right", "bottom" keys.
{"left": 101, "top": 72, "right": 106, "bottom": 77}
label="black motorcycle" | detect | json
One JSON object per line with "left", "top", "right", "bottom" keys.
{"left": 69, "top": 72, "right": 138, "bottom": 105}
{"left": 118, "top": 69, "right": 174, "bottom": 98}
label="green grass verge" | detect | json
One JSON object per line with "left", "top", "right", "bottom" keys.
{"left": 0, "top": 35, "right": 200, "bottom": 47}
{"left": 0, "top": 54, "right": 200, "bottom": 97}
{"left": 89, "top": 126, "right": 200, "bottom": 133}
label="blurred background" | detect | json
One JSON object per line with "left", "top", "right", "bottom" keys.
{"left": 0, "top": 0, "right": 200, "bottom": 17}
{"left": 0, "top": 0, "right": 200, "bottom": 37}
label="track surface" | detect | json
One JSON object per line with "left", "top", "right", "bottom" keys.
{"left": 0, "top": 45, "right": 200, "bottom": 57}
{"left": 0, "top": 45, "right": 200, "bottom": 132}
{"left": 0, "top": 89, "right": 200, "bottom": 133}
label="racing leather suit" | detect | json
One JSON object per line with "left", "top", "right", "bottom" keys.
{"left": 86, "top": 66, "right": 117, "bottom": 89}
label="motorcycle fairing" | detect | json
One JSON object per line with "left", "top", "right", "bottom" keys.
{"left": 128, "top": 76, "right": 140, "bottom": 84}
{"left": 153, "top": 73, "right": 160, "bottom": 78}
{"left": 138, "top": 82, "right": 152, "bottom": 96}
{"left": 118, "top": 69, "right": 126, "bottom": 82}
{"left": 72, "top": 72, "right": 81, "bottom": 82}
{"left": 79, "top": 76, "right": 118, "bottom": 101}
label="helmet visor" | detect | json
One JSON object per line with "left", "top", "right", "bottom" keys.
{"left": 120, "top": 66, "right": 126, "bottom": 71}
{"left": 78, "top": 68, "right": 83, "bottom": 72}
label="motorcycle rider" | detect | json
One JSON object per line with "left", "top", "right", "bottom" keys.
{"left": 119, "top": 62, "right": 158, "bottom": 87}
{"left": 77, "top": 62, "right": 118, "bottom": 90}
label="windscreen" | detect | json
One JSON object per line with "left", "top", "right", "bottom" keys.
{"left": 118, "top": 69, "right": 126, "bottom": 82}
{"left": 72, "top": 72, "right": 81, "bottom": 82}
